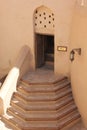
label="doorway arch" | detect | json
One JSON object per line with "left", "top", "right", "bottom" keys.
{"left": 34, "top": 5, "right": 55, "bottom": 69}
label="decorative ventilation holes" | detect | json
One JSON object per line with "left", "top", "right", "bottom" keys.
{"left": 34, "top": 6, "right": 55, "bottom": 34}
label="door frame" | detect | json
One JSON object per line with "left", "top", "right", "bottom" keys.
{"left": 35, "top": 33, "right": 55, "bottom": 69}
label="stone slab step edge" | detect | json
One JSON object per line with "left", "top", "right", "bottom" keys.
{"left": 13, "top": 87, "right": 72, "bottom": 102}
{"left": 2, "top": 110, "right": 80, "bottom": 130}
{"left": 11, "top": 94, "right": 73, "bottom": 111}
{"left": 21, "top": 76, "right": 68, "bottom": 85}
{"left": 20, "top": 78, "right": 70, "bottom": 88}
{"left": 7, "top": 102, "right": 77, "bottom": 121}
{"left": 17, "top": 80, "right": 70, "bottom": 93}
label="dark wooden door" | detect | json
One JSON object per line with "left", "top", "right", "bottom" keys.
{"left": 35, "top": 34, "right": 45, "bottom": 67}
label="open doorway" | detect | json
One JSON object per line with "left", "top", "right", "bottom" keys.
{"left": 34, "top": 6, "right": 55, "bottom": 70}
{"left": 35, "top": 34, "right": 54, "bottom": 70}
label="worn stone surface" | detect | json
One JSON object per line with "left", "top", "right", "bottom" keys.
{"left": 0, "top": 119, "right": 87, "bottom": 130}
{"left": 22, "top": 68, "right": 64, "bottom": 84}
{"left": 0, "top": 120, "right": 12, "bottom": 130}
{"left": 68, "top": 120, "right": 87, "bottom": 130}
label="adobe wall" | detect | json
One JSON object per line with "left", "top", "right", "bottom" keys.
{"left": 0, "top": 0, "right": 75, "bottom": 77}
{"left": 70, "top": 3, "right": 87, "bottom": 127}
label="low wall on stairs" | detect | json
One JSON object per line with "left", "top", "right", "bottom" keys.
{"left": 0, "top": 45, "right": 33, "bottom": 115}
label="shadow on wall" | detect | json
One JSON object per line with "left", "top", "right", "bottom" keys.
{"left": 0, "top": 45, "right": 34, "bottom": 88}
{"left": 0, "top": 45, "right": 34, "bottom": 115}
{"left": 0, "top": 45, "right": 34, "bottom": 84}
{"left": 0, "top": 75, "right": 7, "bottom": 88}
{"left": 14, "top": 45, "right": 34, "bottom": 79}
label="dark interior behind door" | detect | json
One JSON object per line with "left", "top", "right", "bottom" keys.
{"left": 35, "top": 34, "right": 54, "bottom": 68}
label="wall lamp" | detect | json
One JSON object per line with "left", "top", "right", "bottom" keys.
{"left": 70, "top": 48, "right": 81, "bottom": 62}
{"left": 77, "top": 0, "right": 85, "bottom": 6}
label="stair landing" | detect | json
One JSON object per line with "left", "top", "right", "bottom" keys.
{"left": 22, "top": 68, "right": 64, "bottom": 84}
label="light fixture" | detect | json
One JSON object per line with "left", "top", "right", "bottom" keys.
{"left": 81, "top": 0, "right": 85, "bottom": 6}
{"left": 76, "top": 0, "right": 85, "bottom": 6}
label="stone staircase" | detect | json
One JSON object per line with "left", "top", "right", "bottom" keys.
{"left": 1, "top": 76, "right": 81, "bottom": 130}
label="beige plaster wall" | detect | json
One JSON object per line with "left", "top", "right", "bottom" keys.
{"left": 70, "top": 4, "right": 87, "bottom": 127}
{"left": 54, "top": 0, "right": 75, "bottom": 76}
{"left": 0, "top": 0, "right": 75, "bottom": 77}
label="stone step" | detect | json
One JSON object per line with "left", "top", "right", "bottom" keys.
{"left": 20, "top": 76, "right": 68, "bottom": 87}
{"left": 14, "top": 86, "right": 72, "bottom": 102}
{"left": 2, "top": 110, "right": 80, "bottom": 130}
{"left": 11, "top": 94, "right": 73, "bottom": 111}
{"left": 17, "top": 79, "right": 70, "bottom": 93}
{"left": 21, "top": 76, "right": 67, "bottom": 85}
{"left": 7, "top": 102, "right": 77, "bottom": 121}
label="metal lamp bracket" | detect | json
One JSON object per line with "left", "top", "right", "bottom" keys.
{"left": 73, "top": 48, "right": 81, "bottom": 55}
